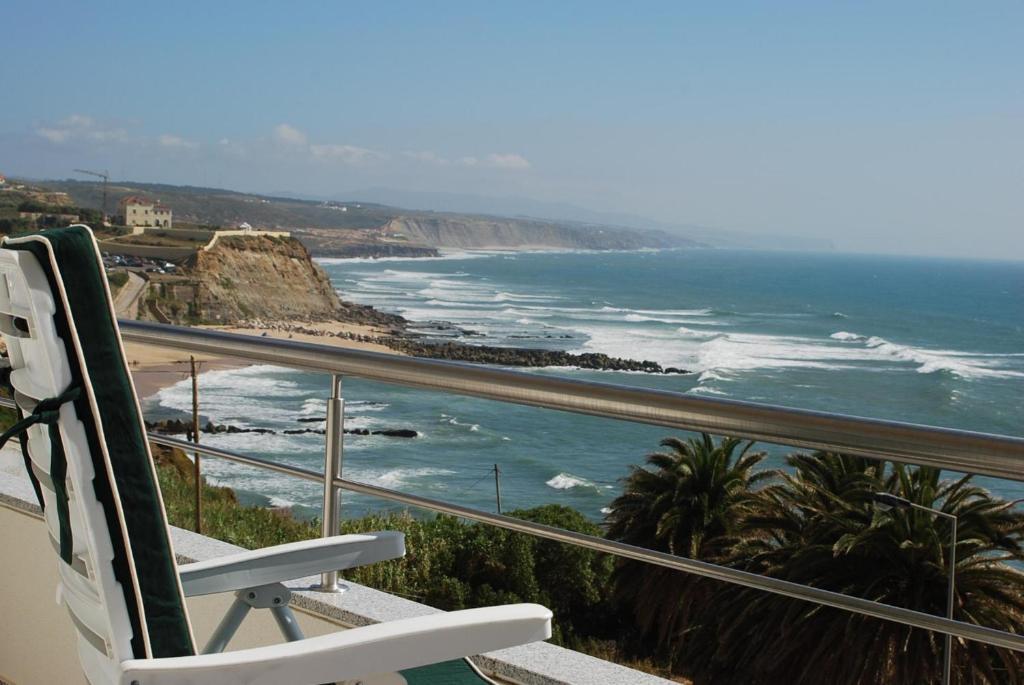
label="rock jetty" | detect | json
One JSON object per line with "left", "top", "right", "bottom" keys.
{"left": 244, "top": 321, "right": 689, "bottom": 374}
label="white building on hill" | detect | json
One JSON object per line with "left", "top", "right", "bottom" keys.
{"left": 119, "top": 196, "right": 173, "bottom": 229}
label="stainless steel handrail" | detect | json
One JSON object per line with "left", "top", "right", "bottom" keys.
{"left": 120, "top": 320, "right": 1024, "bottom": 480}
{"left": 5, "top": 320, "right": 1022, "bottom": 654}
{"left": 100, "top": 433, "right": 1024, "bottom": 652}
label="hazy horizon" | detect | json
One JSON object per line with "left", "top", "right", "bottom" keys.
{"left": 1, "top": 2, "right": 1020, "bottom": 260}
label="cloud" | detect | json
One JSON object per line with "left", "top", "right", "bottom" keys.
{"left": 59, "top": 114, "right": 95, "bottom": 128}
{"left": 88, "top": 128, "right": 129, "bottom": 142}
{"left": 404, "top": 151, "right": 531, "bottom": 170}
{"left": 273, "top": 123, "right": 308, "bottom": 146}
{"left": 158, "top": 134, "right": 199, "bottom": 150}
{"left": 35, "top": 113, "right": 129, "bottom": 144}
{"left": 36, "top": 127, "right": 71, "bottom": 143}
{"left": 483, "top": 153, "right": 530, "bottom": 169}
{"left": 309, "top": 143, "right": 386, "bottom": 164}
{"left": 403, "top": 150, "right": 450, "bottom": 165}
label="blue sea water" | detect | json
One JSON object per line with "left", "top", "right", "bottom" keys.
{"left": 144, "top": 249, "right": 1024, "bottom": 519}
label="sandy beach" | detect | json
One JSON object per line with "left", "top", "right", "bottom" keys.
{"left": 124, "top": 320, "right": 402, "bottom": 399}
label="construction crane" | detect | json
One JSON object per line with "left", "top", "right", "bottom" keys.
{"left": 72, "top": 168, "right": 110, "bottom": 223}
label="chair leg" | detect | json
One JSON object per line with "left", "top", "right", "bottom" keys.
{"left": 203, "top": 596, "right": 252, "bottom": 654}
{"left": 203, "top": 582, "right": 299, "bottom": 653}
{"left": 270, "top": 605, "right": 305, "bottom": 642}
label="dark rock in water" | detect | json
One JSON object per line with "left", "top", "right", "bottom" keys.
{"left": 245, "top": 319, "right": 683, "bottom": 374}
{"left": 383, "top": 338, "right": 690, "bottom": 374}
{"left": 284, "top": 428, "right": 326, "bottom": 435}
{"left": 337, "top": 427, "right": 417, "bottom": 438}
{"left": 372, "top": 429, "right": 418, "bottom": 438}
{"left": 297, "top": 417, "right": 326, "bottom": 423}
{"left": 146, "top": 418, "right": 192, "bottom": 434}
{"left": 146, "top": 419, "right": 277, "bottom": 435}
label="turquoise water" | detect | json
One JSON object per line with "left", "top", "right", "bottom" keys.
{"left": 145, "top": 249, "right": 1024, "bottom": 518}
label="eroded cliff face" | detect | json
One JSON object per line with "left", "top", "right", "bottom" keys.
{"left": 385, "top": 216, "right": 686, "bottom": 250}
{"left": 193, "top": 236, "right": 341, "bottom": 322}
{"left": 140, "top": 235, "right": 405, "bottom": 327}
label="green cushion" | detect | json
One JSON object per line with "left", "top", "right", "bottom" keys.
{"left": 400, "top": 658, "right": 492, "bottom": 684}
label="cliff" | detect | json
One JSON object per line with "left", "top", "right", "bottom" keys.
{"left": 185, "top": 235, "right": 400, "bottom": 326}
{"left": 291, "top": 227, "right": 441, "bottom": 258}
{"left": 385, "top": 216, "right": 688, "bottom": 250}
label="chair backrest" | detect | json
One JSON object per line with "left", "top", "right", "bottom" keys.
{"left": 0, "top": 226, "right": 195, "bottom": 681}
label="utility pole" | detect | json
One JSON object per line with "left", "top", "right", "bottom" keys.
{"left": 493, "top": 464, "right": 502, "bottom": 514}
{"left": 191, "top": 356, "right": 201, "bottom": 534}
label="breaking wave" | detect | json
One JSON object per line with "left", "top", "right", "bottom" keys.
{"left": 546, "top": 472, "right": 612, "bottom": 491}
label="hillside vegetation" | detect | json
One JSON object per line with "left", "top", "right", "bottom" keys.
{"left": 40, "top": 179, "right": 696, "bottom": 253}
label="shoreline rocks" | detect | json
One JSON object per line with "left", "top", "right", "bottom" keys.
{"left": 145, "top": 418, "right": 419, "bottom": 439}
{"left": 250, "top": 321, "right": 690, "bottom": 375}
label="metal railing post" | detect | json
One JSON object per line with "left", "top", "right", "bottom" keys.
{"left": 315, "top": 373, "right": 344, "bottom": 592}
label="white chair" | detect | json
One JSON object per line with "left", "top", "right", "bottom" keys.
{"left": 0, "top": 225, "right": 551, "bottom": 685}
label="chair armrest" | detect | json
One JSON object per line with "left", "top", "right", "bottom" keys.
{"left": 119, "top": 603, "right": 552, "bottom": 685}
{"left": 178, "top": 532, "right": 404, "bottom": 596}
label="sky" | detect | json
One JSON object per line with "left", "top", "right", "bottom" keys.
{"left": 1, "top": 2, "right": 1021, "bottom": 259}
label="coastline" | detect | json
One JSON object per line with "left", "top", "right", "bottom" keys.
{"left": 129, "top": 309, "right": 689, "bottom": 402}
{"left": 125, "top": 320, "right": 406, "bottom": 400}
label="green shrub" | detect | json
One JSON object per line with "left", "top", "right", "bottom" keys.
{"left": 154, "top": 444, "right": 319, "bottom": 548}
{"left": 337, "top": 505, "right": 616, "bottom": 648}
{"left": 107, "top": 271, "right": 129, "bottom": 288}
{"left": 152, "top": 445, "right": 617, "bottom": 651}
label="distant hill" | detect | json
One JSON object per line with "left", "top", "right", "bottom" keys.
{"left": 39, "top": 179, "right": 699, "bottom": 254}
{"left": 40, "top": 180, "right": 398, "bottom": 231}
{"left": 326, "top": 187, "right": 835, "bottom": 251}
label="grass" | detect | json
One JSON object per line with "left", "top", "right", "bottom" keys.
{"left": 113, "top": 233, "right": 203, "bottom": 248}
{"left": 107, "top": 271, "right": 129, "bottom": 298}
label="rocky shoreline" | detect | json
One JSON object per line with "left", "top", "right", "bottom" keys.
{"left": 312, "top": 243, "right": 441, "bottom": 259}
{"left": 240, "top": 319, "right": 690, "bottom": 374}
{"left": 146, "top": 418, "right": 420, "bottom": 439}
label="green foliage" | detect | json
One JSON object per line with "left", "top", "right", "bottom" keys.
{"left": 154, "top": 453, "right": 615, "bottom": 651}
{"left": 107, "top": 271, "right": 129, "bottom": 289}
{"left": 155, "top": 446, "right": 319, "bottom": 548}
{"left": 0, "top": 217, "right": 34, "bottom": 235}
{"left": 16, "top": 200, "right": 55, "bottom": 213}
{"left": 0, "top": 405, "right": 17, "bottom": 433}
{"left": 674, "top": 453, "right": 1024, "bottom": 684}
{"left": 339, "top": 505, "right": 616, "bottom": 649}
{"left": 605, "top": 434, "right": 769, "bottom": 664}
{"left": 10, "top": 199, "right": 98, "bottom": 229}
{"left": 78, "top": 207, "right": 103, "bottom": 224}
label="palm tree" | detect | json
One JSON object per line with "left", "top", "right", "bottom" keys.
{"left": 605, "top": 433, "right": 770, "bottom": 663}
{"left": 683, "top": 452, "right": 1024, "bottom": 685}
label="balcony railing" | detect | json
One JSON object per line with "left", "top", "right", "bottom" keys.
{"left": 56, "top": 320, "right": 1024, "bottom": 653}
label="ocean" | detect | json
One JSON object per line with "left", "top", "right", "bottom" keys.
{"left": 144, "top": 249, "right": 1024, "bottom": 519}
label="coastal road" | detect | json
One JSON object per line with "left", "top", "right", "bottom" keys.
{"left": 113, "top": 272, "right": 147, "bottom": 319}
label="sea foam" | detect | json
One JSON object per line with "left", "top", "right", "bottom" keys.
{"left": 546, "top": 472, "right": 611, "bottom": 491}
